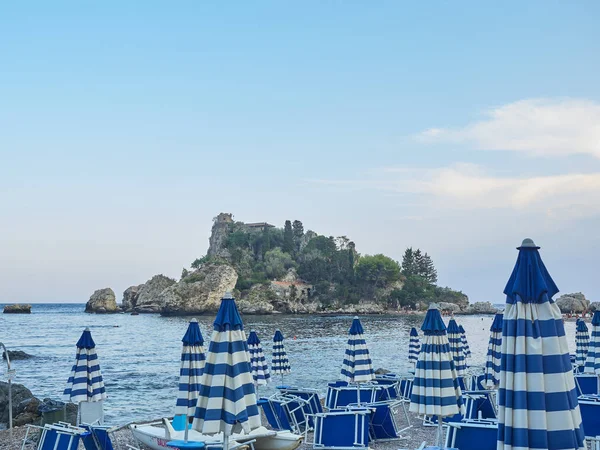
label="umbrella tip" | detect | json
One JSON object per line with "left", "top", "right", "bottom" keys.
{"left": 190, "top": 318, "right": 198, "bottom": 323}
{"left": 428, "top": 303, "right": 439, "bottom": 310}
{"left": 223, "top": 291, "right": 233, "bottom": 299}
{"left": 353, "top": 315, "right": 359, "bottom": 320}
{"left": 84, "top": 327, "right": 91, "bottom": 331}
{"left": 518, "top": 238, "right": 539, "bottom": 249}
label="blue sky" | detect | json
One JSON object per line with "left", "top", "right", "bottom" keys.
{"left": 1, "top": 2, "right": 599, "bottom": 304}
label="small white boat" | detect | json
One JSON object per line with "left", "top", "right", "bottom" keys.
{"left": 130, "top": 419, "right": 303, "bottom": 450}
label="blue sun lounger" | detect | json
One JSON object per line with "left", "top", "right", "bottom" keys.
{"left": 258, "top": 394, "right": 311, "bottom": 433}
{"left": 578, "top": 394, "right": 600, "bottom": 439}
{"left": 312, "top": 408, "right": 371, "bottom": 450}
{"left": 445, "top": 419, "right": 498, "bottom": 450}
{"left": 576, "top": 374, "right": 599, "bottom": 396}
{"left": 325, "top": 382, "right": 386, "bottom": 409}
{"left": 363, "top": 400, "right": 411, "bottom": 441}
{"left": 81, "top": 424, "right": 116, "bottom": 450}
{"left": 22, "top": 423, "right": 90, "bottom": 450}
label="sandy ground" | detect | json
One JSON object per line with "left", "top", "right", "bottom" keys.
{"left": 0, "top": 407, "right": 438, "bottom": 450}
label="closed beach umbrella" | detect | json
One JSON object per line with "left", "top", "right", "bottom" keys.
{"left": 340, "top": 316, "right": 375, "bottom": 404}
{"left": 458, "top": 324, "right": 471, "bottom": 360}
{"left": 272, "top": 329, "right": 291, "bottom": 385}
{"left": 584, "top": 311, "right": 600, "bottom": 376}
{"left": 484, "top": 313, "right": 503, "bottom": 388}
{"left": 575, "top": 319, "right": 590, "bottom": 368}
{"left": 175, "top": 318, "right": 206, "bottom": 442}
{"left": 192, "top": 293, "right": 260, "bottom": 450}
{"left": 447, "top": 319, "right": 467, "bottom": 378}
{"left": 248, "top": 330, "right": 271, "bottom": 390}
{"left": 64, "top": 328, "right": 107, "bottom": 423}
{"left": 497, "top": 239, "right": 584, "bottom": 450}
{"left": 409, "top": 327, "right": 420, "bottom": 366}
{"left": 410, "top": 305, "right": 464, "bottom": 447}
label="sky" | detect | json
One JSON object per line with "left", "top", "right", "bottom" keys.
{"left": 1, "top": 2, "right": 599, "bottom": 304}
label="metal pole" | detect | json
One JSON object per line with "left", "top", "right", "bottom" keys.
{"left": 0, "top": 342, "right": 13, "bottom": 439}
{"left": 184, "top": 414, "right": 189, "bottom": 443}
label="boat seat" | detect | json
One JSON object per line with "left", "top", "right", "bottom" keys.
{"left": 312, "top": 408, "right": 371, "bottom": 450}
{"left": 445, "top": 419, "right": 498, "bottom": 450}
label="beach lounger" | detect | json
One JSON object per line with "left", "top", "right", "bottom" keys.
{"left": 462, "top": 390, "right": 497, "bottom": 420}
{"left": 445, "top": 419, "right": 498, "bottom": 450}
{"left": 362, "top": 400, "right": 411, "bottom": 440}
{"left": 578, "top": 394, "right": 600, "bottom": 439}
{"left": 81, "top": 424, "right": 116, "bottom": 450}
{"left": 373, "top": 374, "right": 401, "bottom": 400}
{"left": 312, "top": 408, "right": 371, "bottom": 450}
{"left": 575, "top": 374, "right": 599, "bottom": 396}
{"left": 257, "top": 394, "right": 310, "bottom": 433}
{"left": 325, "top": 382, "right": 384, "bottom": 409}
{"left": 22, "top": 423, "right": 90, "bottom": 450}
{"left": 278, "top": 387, "right": 323, "bottom": 427}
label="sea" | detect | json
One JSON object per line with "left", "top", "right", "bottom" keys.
{"left": 0, "top": 303, "right": 578, "bottom": 427}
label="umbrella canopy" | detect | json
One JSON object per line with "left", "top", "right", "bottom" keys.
{"left": 497, "top": 239, "right": 584, "bottom": 450}
{"left": 583, "top": 311, "right": 600, "bottom": 374}
{"left": 458, "top": 324, "right": 471, "bottom": 359}
{"left": 64, "top": 328, "right": 107, "bottom": 404}
{"left": 247, "top": 330, "right": 271, "bottom": 387}
{"left": 484, "top": 313, "right": 503, "bottom": 388}
{"left": 575, "top": 319, "right": 590, "bottom": 368}
{"left": 175, "top": 318, "right": 206, "bottom": 418}
{"left": 271, "top": 330, "right": 291, "bottom": 375}
{"left": 409, "top": 306, "right": 464, "bottom": 418}
{"left": 447, "top": 319, "right": 467, "bottom": 377}
{"left": 409, "top": 327, "right": 420, "bottom": 364}
{"left": 192, "top": 293, "right": 260, "bottom": 436}
{"left": 340, "top": 316, "right": 375, "bottom": 383}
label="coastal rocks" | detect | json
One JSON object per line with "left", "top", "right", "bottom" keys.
{"left": 122, "top": 275, "right": 177, "bottom": 313}
{"left": 437, "top": 302, "right": 461, "bottom": 314}
{"left": 237, "top": 285, "right": 275, "bottom": 314}
{"left": 375, "top": 368, "right": 390, "bottom": 375}
{"left": 556, "top": 292, "right": 590, "bottom": 314}
{"left": 463, "top": 301, "right": 498, "bottom": 315}
{"left": 0, "top": 382, "right": 35, "bottom": 426}
{"left": 160, "top": 263, "right": 238, "bottom": 315}
{"left": 2, "top": 350, "right": 33, "bottom": 361}
{"left": 121, "top": 285, "right": 142, "bottom": 311}
{"left": 3, "top": 304, "right": 31, "bottom": 314}
{"left": 85, "top": 288, "right": 120, "bottom": 314}
{"left": 207, "top": 213, "right": 234, "bottom": 259}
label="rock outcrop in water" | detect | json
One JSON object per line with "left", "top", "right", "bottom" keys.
{"left": 3, "top": 304, "right": 31, "bottom": 314}
{"left": 85, "top": 288, "right": 120, "bottom": 314}
{"left": 160, "top": 263, "right": 238, "bottom": 315}
{"left": 2, "top": 350, "right": 33, "bottom": 361}
{"left": 556, "top": 292, "right": 590, "bottom": 314}
{"left": 462, "top": 301, "right": 498, "bottom": 315}
{"left": 121, "top": 275, "right": 177, "bottom": 313}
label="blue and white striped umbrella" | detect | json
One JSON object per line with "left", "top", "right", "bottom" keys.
{"left": 271, "top": 330, "right": 291, "bottom": 376}
{"left": 64, "top": 327, "right": 107, "bottom": 404}
{"left": 408, "top": 327, "right": 420, "bottom": 365}
{"left": 583, "top": 311, "right": 600, "bottom": 374}
{"left": 575, "top": 319, "right": 590, "bottom": 368}
{"left": 447, "top": 319, "right": 467, "bottom": 377}
{"left": 484, "top": 313, "right": 503, "bottom": 388}
{"left": 498, "top": 239, "right": 584, "bottom": 450}
{"left": 458, "top": 324, "right": 471, "bottom": 360}
{"left": 175, "top": 318, "right": 206, "bottom": 420}
{"left": 410, "top": 306, "right": 464, "bottom": 446}
{"left": 340, "top": 316, "right": 375, "bottom": 383}
{"left": 192, "top": 293, "right": 260, "bottom": 437}
{"left": 248, "top": 330, "right": 271, "bottom": 387}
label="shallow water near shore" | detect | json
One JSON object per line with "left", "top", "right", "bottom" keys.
{"left": 0, "top": 303, "right": 578, "bottom": 426}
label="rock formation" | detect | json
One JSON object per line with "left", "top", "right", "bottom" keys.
{"left": 589, "top": 302, "right": 600, "bottom": 312}
{"left": 160, "top": 263, "right": 238, "bottom": 315}
{"left": 2, "top": 350, "right": 33, "bottom": 361}
{"left": 121, "top": 285, "right": 142, "bottom": 311}
{"left": 556, "top": 292, "right": 590, "bottom": 314}
{"left": 462, "top": 301, "right": 498, "bottom": 315}
{"left": 85, "top": 288, "right": 120, "bottom": 314}
{"left": 207, "top": 213, "right": 234, "bottom": 259}
{"left": 121, "top": 275, "right": 177, "bottom": 313}
{"left": 437, "top": 302, "right": 461, "bottom": 313}
{"left": 3, "top": 304, "right": 31, "bottom": 314}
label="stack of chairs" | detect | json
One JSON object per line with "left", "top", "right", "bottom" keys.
{"left": 22, "top": 422, "right": 91, "bottom": 450}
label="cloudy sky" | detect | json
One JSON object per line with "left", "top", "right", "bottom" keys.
{"left": 1, "top": 2, "right": 599, "bottom": 303}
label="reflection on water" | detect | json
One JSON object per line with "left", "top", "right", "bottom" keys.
{"left": 0, "top": 303, "right": 577, "bottom": 425}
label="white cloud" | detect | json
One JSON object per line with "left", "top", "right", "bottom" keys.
{"left": 311, "top": 163, "right": 600, "bottom": 217}
{"left": 416, "top": 98, "right": 600, "bottom": 158}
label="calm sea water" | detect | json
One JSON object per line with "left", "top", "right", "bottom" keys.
{"left": 0, "top": 304, "right": 578, "bottom": 426}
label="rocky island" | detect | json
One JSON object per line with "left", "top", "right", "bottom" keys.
{"left": 86, "top": 212, "right": 485, "bottom": 315}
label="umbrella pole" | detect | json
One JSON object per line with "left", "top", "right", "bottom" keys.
{"left": 437, "top": 420, "right": 443, "bottom": 447}
{"left": 281, "top": 374, "right": 284, "bottom": 387}
{"left": 184, "top": 414, "right": 189, "bottom": 442}
{"left": 356, "top": 382, "right": 360, "bottom": 406}
{"left": 224, "top": 430, "right": 230, "bottom": 450}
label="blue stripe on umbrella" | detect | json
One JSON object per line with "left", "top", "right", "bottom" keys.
{"left": 271, "top": 330, "right": 291, "bottom": 375}
{"left": 248, "top": 330, "right": 271, "bottom": 387}
{"left": 64, "top": 328, "right": 107, "bottom": 403}
{"left": 409, "top": 327, "right": 420, "bottom": 364}
{"left": 192, "top": 293, "right": 260, "bottom": 435}
{"left": 447, "top": 319, "right": 467, "bottom": 377}
{"left": 497, "top": 239, "right": 585, "bottom": 450}
{"left": 175, "top": 318, "right": 206, "bottom": 418}
{"left": 340, "top": 316, "right": 375, "bottom": 383}
{"left": 484, "top": 313, "right": 503, "bottom": 388}
{"left": 409, "top": 306, "right": 464, "bottom": 418}
{"left": 575, "top": 319, "right": 590, "bottom": 367}
{"left": 583, "top": 313, "right": 600, "bottom": 374}
{"left": 458, "top": 324, "right": 471, "bottom": 359}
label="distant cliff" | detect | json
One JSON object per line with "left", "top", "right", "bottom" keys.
{"left": 86, "top": 212, "right": 470, "bottom": 315}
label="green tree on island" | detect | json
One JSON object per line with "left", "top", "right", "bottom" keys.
{"left": 283, "top": 220, "right": 294, "bottom": 254}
